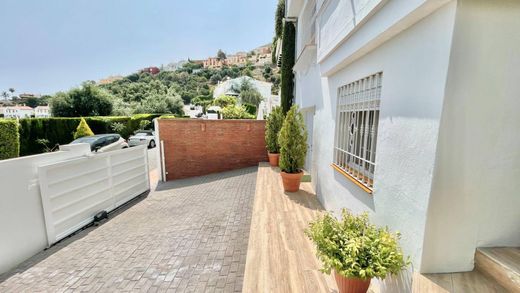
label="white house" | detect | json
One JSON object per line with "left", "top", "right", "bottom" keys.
{"left": 3, "top": 105, "right": 34, "bottom": 118}
{"left": 34, "top": 105, "right": 51, "bottom": 118}
{"left": 288, "top": 0, "right": 519, "bottom": 285}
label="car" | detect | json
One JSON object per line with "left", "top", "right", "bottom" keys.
{"left": 71, "top": 134, "right": 129, "bottom": 152}
{"left": 128, "top": 130, "right": 156, "bottom": 148}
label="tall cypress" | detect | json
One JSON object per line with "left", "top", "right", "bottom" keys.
{"left": 280, "top": 21, "right": 296, "bottom": 114}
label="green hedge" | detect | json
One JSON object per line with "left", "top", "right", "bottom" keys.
{"left": 18, "top": 114, "right": 161, "bottom": 156}
{"left": 0, "top": 120, "right": 20, "bottom": 160}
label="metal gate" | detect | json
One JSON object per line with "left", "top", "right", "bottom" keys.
{"left": 38, "top": 146, "right": 150, "bottom": 246}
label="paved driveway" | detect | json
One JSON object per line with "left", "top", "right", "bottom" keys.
{"left": 0, "top": 167, "right": 257, "bottom": 292}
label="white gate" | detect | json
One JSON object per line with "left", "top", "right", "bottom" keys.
{"left": 38, "top": 146, "right": 150, "bottom": 246}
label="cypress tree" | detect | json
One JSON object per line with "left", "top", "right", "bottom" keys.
{"left": 280, "top": 21, "right": 296, "bottom": 114}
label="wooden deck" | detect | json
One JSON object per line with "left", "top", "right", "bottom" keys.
{"left": 243, "top": 163, "right": 338, "bottom": 292}
{"left": 243, "top": 163, "right": 512, "bottom": 292}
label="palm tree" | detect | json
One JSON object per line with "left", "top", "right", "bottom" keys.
{"left": 1, "top": 91, "right": 9, "bottom": 101}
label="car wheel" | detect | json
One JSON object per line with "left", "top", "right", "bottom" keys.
{"left": 149, "top": 140, "right": 156, "bottom": 149}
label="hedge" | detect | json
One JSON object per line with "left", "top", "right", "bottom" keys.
{"left": 18, "top": 114, "right": 161, "bottom": 156}
{"left": 0, "top": 120, "right": 20, "bottom": 160}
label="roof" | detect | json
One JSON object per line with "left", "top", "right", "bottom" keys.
{"left": 7, "top": 106, "right": 34, "bottom": 110}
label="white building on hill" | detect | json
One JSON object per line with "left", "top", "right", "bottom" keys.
{"left": 2, "top": 105, "right": 34, "bottom": 118}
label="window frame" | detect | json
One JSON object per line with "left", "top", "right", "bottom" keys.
{"left": 333, "top": 72, "right": 382, "bottom": 193}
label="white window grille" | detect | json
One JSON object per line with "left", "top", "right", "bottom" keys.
{"left": 333, "top": 72, "right": 382, "bottom": 192}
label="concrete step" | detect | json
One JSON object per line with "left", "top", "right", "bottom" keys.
{"left": 475, "top": 247, "right": 520, "bottom": 292}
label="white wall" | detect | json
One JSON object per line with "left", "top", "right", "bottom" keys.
{"left": 421, "top": 0, "right": 520, "bottom": 273}
{"left": 295, "top": 1, "right": 457, "bottom": 276}
{"left": 0, "top": 144, "right": 90, "bottom": 274}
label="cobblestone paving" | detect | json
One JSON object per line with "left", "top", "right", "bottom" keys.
{"left": 0, "top": 167, "right": 257, "bottom": 292}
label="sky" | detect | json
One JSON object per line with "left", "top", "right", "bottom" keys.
{"left": 0, "top": 0, "right": 277, "bottom": 95}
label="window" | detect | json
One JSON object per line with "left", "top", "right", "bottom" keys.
{"left": 333, "top": 72, "right": 382, "bottom": 192}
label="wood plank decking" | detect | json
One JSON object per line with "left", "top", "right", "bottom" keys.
{"left": 243, "top": 163, "right": 338, "bottom": 292}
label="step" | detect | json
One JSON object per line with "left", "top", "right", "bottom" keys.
{"left": 475, "top": 247, "right": 520, "bottom": 292}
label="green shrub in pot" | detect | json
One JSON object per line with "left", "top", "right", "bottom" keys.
{"left": 265, "top": 106, "right": 285, "bottom": 154}
{"left": 305, "top": 209, "right": 408, "bottom": 286}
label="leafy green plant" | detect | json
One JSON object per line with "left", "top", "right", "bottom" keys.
{"left": 110, "top": 122, "right": 126, "bottom": 133}
{"left": 243, "top": 103, "right": 257, "bottom": 116}
{"left": 212, "top": 95, "right": 237, "bottom": 108}
{"left": 138, "top": 120, "right": 151, "bottom": 130}
{"left": 73, "top": 117, "right": 94, "bottom": 139}
{"left": 0, "top": 119, "right": 20, "bottom": 159}
{"left": 265, "top": 106, "right": 284, "bottom": 153}
{"left": 305, "top": 209, "right": 409, "bottom": 280}
{"left": 278, "top": 105, "right": 307, "bottom": 173}
{"left": 221, "top": 105, "right": 255, "bottom": 119}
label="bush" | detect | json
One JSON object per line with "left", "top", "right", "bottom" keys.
{"left": 74, "top": 118, "right": 95, "bottom": 139}
{"left": 243, "top": 103, "right": 257, "bottom": 116}
{"left": 305, "top": 209, "right": 409, "bottom": 280}
{"left": 265, "top": 106, "right": 284, "bottom": 153}
{"left": 212, "top": 95, "right": 237, "bottom": 108}
{"left": 0, "top": 120, "right": 20, "bottom": 160}
{"left": 221, "top": 105, "right": 255, "bottom": 119}
{"left": 278, "top": 105, "right": 307, "bottom": 173}
{"left": 18, "top": 114, "right": 161, "bottom": 156}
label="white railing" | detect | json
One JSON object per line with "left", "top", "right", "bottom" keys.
{"left": 38, "top": 146, "right": 150, "bottom": 246}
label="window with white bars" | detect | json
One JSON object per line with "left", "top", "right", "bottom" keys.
{"left": 333, "top": 72, "right": 382, "bottom": 192}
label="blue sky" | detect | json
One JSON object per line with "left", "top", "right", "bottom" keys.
{"left": 0, "top": 0, "right": 277, "bottom": 95}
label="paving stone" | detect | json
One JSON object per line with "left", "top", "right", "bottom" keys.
{"left": 0, "top": 167, "right": 257, "bottom": 292}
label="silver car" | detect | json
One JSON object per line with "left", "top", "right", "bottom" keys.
{"left": 128, "top": 131, "right": 156, "bottom": 148}
{"left": 71, "top": 134, "right": 129, "bottom": 153}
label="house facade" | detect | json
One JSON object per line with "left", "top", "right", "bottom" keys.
{"left": 288, "top": 0, "right": 520, "bottom": 280}
{"left": 3, "top": 105, "right": 34, "bottom": 118}
{"left": 34, "top": 106, "right": 51, "bottom": 118}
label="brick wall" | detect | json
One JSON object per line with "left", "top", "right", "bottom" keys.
{"left": 158, "top": 119, "right": 268, "bottom": 180}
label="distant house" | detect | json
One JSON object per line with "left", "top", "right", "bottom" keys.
{"left": 3, "top": 105, "right": 34, "bottom": 118}
{"left": 34, "top": 106, "right": 51, "bottom": 118}
{"left": 203, "top": 57, "right": 225, "bottom": 69}
{"left": 140, "top": 67, "right": 160, "bottom": 75}
{"left": 213, "top": 76, "right": 272, "bottom": 100}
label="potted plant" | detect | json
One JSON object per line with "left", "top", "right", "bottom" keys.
{"left": 305, "top": 209, "right": 409, "bottom": 293}
{"left": 265, "top": 106, "right": 285, "bottom": 166}
{"left": 278, "top": 105, "right": 307, "bottom": 192}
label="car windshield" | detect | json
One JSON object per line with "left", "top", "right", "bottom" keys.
{"left": 134, "top": 133, "right": 148, "bottom": 137}
{"left": 71, "top": 136, "right": 98, "bottom": 144}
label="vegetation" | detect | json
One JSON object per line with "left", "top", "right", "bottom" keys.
{"left": 212, "top": 95, "right": 238, "bottom": 108}
{"left": 278, "top": 105, "right": 307, "bottom": 173}
{"left": 0, "top": 120, "right": 20, "bottom": 159}
{"left": 280, "top": 21, "right": 296, "bottom": 114}
{"left": 50, "top": 82, "right": 113, "bottom": 117}
{"left": 73, "top": 118, "right": 95, "bottom": 139}
{"left": 272, "top": 0, "right": 285, "bottom": 63}
{"left": 17, "top": 115, "right": 160, "bottom": 156}
{"left": 306, "top": 209, "right": 409, "bottom": 280}
{"left": 265, "top": 106, "right": 285, "bottom": 153}
{"left": 221, "top": 105, "right": 255, "bottom": 119}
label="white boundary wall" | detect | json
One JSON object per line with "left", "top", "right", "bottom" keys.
{"left": 0, "top": 144, "right": 149, "bottom": 274}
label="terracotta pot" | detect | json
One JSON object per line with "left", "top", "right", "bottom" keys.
{"left": 334, "top": 271, "right": 371, "bottom": 293}
{"left": 267, "top": 152, "right": 280, "bottom": 167}
{"left": 280, "top": 171, "right": 303, "bottom": 192}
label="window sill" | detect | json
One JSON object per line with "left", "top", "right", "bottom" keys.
{"left": 331, "top": 164, "right": 373, "bottom": 195}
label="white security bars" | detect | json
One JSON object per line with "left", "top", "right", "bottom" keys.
{"left": 38, "top": 146, "right": 150, "bottom": 246}
{"left": 333, "top": 72, "right": 382, "bottom": 192}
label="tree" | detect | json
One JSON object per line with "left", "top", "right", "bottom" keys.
{"left": 1, "top": 91, "right": 8, "bottom": 101}
{"left": 278, "top": 105, "right": 307, "bottom": 173}
{"left": 280, "top": 21, "right": 296, "bottom": 114}
{"left": 239, "top": 89, "right": 263, "bottom": 107}
{"left": 212, "top": 95, "right": 237, "bottom": 108}
{"left": 217, "top": 49, "right": 227, "bottom": 61}
{"left": 272, "top": 0, "right": 285, "bottom": 63}
{"left": 134, "top": 93, "right": 184, "bottom": 115}
{"left": 50, "top": 83, "right": 113, "bottom": 117}
{"left": 265, "top": 106, "right": 285, "bottom": 153}
{"left": 73, "top": 118, "right": 95, "bottom": 139}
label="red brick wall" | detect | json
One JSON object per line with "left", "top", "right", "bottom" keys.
{"left": 158, "top": 119, "right": 268, "bottom": 180}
